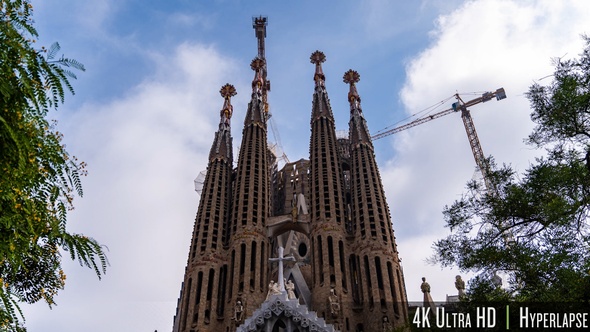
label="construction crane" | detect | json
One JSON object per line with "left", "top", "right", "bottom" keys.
{"left": 372, "top": 88, "right": 507, "bottom": 194}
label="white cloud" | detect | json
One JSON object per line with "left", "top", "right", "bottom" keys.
{"left": 22, "top": 42, "right": 241, "bottom": 332}
{"left": 385, "top": 0, "right": 590, "bottom": 301}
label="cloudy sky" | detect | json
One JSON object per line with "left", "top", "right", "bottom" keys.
{"left": 20, "top": 0, "right": 590, "bottom": 331}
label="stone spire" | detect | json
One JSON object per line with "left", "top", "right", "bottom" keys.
{"left": 175, "top": 84, "right": 236, "bottom": 331}
{"left": 343, "top": 69, "right": 372, "bottom": 147}
{"left": 224, "top": 51, "right": 272, "bottom": 328}
{"left": 311, "top": 50, "right": 326, "bottom": 87}
{"left": 308, "top": 51, "right": 349, "bottom": 328}
{"left": 243, "top": 58, "right": 268, "bottom": 127}
{"left": 309, "top": 51, "right": 334, "bottom": 120}
{"left": 346, "top": 70, "right": 408, "bottom": 326}
{"left": 209, "top": 84, "right": 236, "bottom": 163}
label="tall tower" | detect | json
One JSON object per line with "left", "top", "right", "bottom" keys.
{"left": 173, "top": 84, "right": 235, "bottom": 332}
{"left": 344, "top": 70, "right": 408, "bottom": 330}
{"left": 224, "top": 55, "right": 271, "bottom": 325}
{"left": 308, "top": 51, "right": 350, "bottom": 330}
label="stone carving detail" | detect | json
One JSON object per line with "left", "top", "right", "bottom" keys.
{"left": 301, "top": 318, "right": 310, "bottom": 328}
{"left": 421, "top": 277, "right": 436, "bottom": 312}
{"left": 382, "top": 316, "right": 392, "bottom": 332}
{"left": 266, "top": 280, "right": 281, "bottom": 299}
{"left": 236, "top": 294, "right": 336, "bottom": 332}
{"left": 286, "top": 279, "right": 297, "bottom": 300}
{"left": 328, "top": 288, "right": 340, "bottom": 318}
{"left": 234, "top": 300, "right": 245, "bottom": 323}
{"left": 284, "top": 307, "right": 293, "bottom": 317}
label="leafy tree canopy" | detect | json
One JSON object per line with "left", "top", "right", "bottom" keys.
{"left": 1, "top": 0, "right": 107, "bottom": 330}
{"left": 432, "top": 36, "right": 590, "bottom": 303}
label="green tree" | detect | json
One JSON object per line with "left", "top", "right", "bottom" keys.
{"left": 432, "top": 36, "right": 590, "bottom": 303}
{"left": 0, "top": 0, "right": 107, "bottom": 330}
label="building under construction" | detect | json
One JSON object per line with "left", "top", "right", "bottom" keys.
{"left": 172, "top": 17, "right": 408, "bottom": 332}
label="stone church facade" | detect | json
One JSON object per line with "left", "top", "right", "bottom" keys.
{"left": 172, "top": 17, "right": 408, "bottom": 332}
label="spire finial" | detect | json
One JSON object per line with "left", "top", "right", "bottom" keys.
{"left": 343, "top": 69, "right": 361, "bottom": 108}
{"left": 310, "top": 51, "right": 326, "bottom": 86}
{"left": 250, "top": 57, "right": 266, "bottom": 94}
{"left": 219, "top": 83, "right": 237, "bottom": 123}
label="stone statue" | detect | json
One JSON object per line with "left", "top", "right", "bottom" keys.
{"left": 420, "top": 277, "right": 431, "bottom": 293}
{"left": 266, "top": 280, "right": 281, "bottom": 299}
{"left": 285, "top": 279, "right": 297, "bottom": 300}
{"left": 328, "top": 288, "right": 340, "bottom": 318}
{"left": 234, "top": 300, "right": 244, "bottom": 323}
{"left": 455, "top": 275, "right": 466, "bottom": 297}
{"left": 421, "top": 277, "right": 435, "bottom": 311}
{"left": 382, "top": 316, "right": 392, "bottom": 332}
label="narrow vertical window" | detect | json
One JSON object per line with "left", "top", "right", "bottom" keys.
{"left": 239, "top": 244, "right": 246, "bottom": 292}
{"left": 387, "top": 262, "right": 400, "bottom": 315}
{"left": 229, "top": 250, "right": 235, "bottom": 298}
{"left": 182, "top": 278, "right": 192, "bottom": 330}
{"left": 339, "top": 240, "right": 347, "bottom": 290}
{"left": 194, "top": 271, "right": 203, "bottom": 324}
{"left": 364, "top": 255, "right": 373, "bottom": 308}
{"left": 317, "top": 236, "right": 324, "bottom": 284}
{"left": 205, "top": 269, "right": 214, "bottom": 324}
{"left": 217, "top": 265, "right": 227, "bottom": 317}
{"left": 250, "top": 241, "right": 257, "bottom": 291}
{"left": 328, "top": 236, "right": 335, "bottom": 286}
{"left": 260, "top": 241, "right": 265, "bottom": 291}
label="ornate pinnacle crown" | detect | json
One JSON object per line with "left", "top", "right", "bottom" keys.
{"left": 220, "top": 83, "right": 237, "bottom": 99}
{"left": 250, "top": 57, "right": 265, "bottom": 71}
{"left": 310, "top": 50, "right": 326, "bottom": 64}
{"left": 219, "top": 84, "right": 236, "bottom": 121}
{"left": 343, "top": 70, "right": 361, "bottom": 107}
{"left": 310, "top": 51, "right": 326, "bottom": 86}
{"left": 343, "top": 69, "right": 360, "bottom": 84}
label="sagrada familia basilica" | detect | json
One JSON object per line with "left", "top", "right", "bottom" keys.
{"left": 172, "top": 17, "right": 408, "bottom": 332}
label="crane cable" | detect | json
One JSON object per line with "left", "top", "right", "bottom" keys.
{"left": 373, "top": 95, "right": 456, "bottom": 136}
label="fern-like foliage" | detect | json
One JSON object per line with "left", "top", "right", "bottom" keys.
{"left": 0, "top": 1, "right": 106, "bottom": 330}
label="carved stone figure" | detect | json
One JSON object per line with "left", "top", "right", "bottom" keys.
{"left": 421, "top": 277, "right": 435, "bottom": 310}
{"left": 455, "top": 275, "right": 466, "bottom": 297}
{"left": 234, "top": 300, "right": 244, "bottom": 323}
{"left": 382, "top": 316, "right": 392, "bottom": 332}
{"left": 285, "top": 279, "right": 297, "bottom": 300}
{"left": 420, "top": 277, "right": 431, "bottom": 294}
{"left": 328, "top": 288, "right": 340, "bottom": 318}
{"left": 266, "top": 280, "right": 281, "bottom": 299}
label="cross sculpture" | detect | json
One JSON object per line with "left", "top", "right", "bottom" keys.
{"left": 269, "top": 246, "right": 296, "bottom": 292}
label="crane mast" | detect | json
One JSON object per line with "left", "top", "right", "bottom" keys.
{"left": 253, "top": 16, "right": 271, "bottom": 103}
{"left": 372, "top": 88, "right": 507, "bottom": 194}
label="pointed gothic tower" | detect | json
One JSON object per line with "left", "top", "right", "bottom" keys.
{"left": 224, "top": 56, "right": 271, "bottom": 326}
{"left": 308, "top": 51, "right": 351, "bottom": 329}
{"left": 173, "top": 84, "right": 235, "bottom": 332}
{"left": 344, "top": 70, "right": 408, "bottom": 330}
